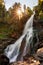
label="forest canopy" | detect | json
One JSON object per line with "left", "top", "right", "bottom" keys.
{"left": 0, "top": 0, "right": 43, "bottom": 39}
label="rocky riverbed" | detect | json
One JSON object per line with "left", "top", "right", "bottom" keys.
{"left": 10, "top": 60, "right": 40, "bottom": 65}
{"left": 0, "top": 48, "right": 43, "bottom": 65}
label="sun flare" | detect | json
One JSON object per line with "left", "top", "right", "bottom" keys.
{"left": 17, "top": 9, "right": 23, "bottom": 20}
{"left": 17, "top": 9, "right": 22, "bottom": 15}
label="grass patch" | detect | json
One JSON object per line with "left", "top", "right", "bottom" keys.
{"left": 0, "top": 22, "right": 13, "bottom": 39}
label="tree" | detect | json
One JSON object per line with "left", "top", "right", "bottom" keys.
{"left": 0, "top": 0, "right": 6, "bottom": 22}
{"left": 33, "top": 0, "right": 43, "bottom": 20}
{"left": 7, "top": 2, "right": 33, "bottom": 39}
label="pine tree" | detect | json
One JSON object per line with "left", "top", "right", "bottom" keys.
{"left": 38, "top": 0, "right": 43, "bottom": 19}
{"left": 0, "top": 0, "right": 6, "bottom": 22}
{"left": 33, "top": 0, "right": 43, "bottom": 20}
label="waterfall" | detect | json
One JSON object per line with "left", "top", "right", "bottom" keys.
{"left": 4, "top": 14, "right": 34, "bottom": 63}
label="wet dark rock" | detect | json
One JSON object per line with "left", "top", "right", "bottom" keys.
{"left": 33, "top": 15, "right": 43, "bottom": 52}
{"left": 0, "top": 39, "right": 15, "bottom": 54}
{"left": 40, "top": 62, "right": 43, "bottom": 65}
{"left": 0, "top": 54, "right": 9, "bottom": 65}
{"left": 33, "top": 48, "right": 43, "bottom": 64}
{"left": 17, "top": 35, "right": 26, "bottom": 61}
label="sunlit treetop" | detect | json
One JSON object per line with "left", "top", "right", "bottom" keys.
{"left": 16, "top": 8, "right": 23, "bottom": 20}
{"left": 38, "top": 0, "right": 43, "bottom": 9}
{"left": 0, "top": 0, "right": 3, "bottom": 3}
{"left": 0, "top": 0, "right": 5, "bottom": 5}
{"left": 39, "top": 0, "right": 43, "bottom": 2}
{"left": 40, "top": 0, "right": 43, "bottom": 1}
{"left": 39, "top": 0, "right": 43, "bottom": 4}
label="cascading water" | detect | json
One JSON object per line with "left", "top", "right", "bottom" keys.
{"left": 4, "top": 14, "right": 34, "bottom": 63}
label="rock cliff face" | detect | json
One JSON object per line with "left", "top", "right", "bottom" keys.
{"left": 33, "top": 14, "right": 43, "bottom": 50}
